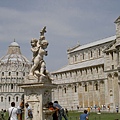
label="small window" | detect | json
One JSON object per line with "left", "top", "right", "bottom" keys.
{"left": 9, "top": 72, "right": 11, "bottom": 76}
{"left": 65, "top": 73, "right": 67, "bottom": 78}
{"left": 85, "top": 85, "right": 87, "bottom": 91}
{"left": 56, "top": 75, "right": 58, "bottom": 79}
{"left": 16, "top": 72, "right": 18, "bottom": 76}
{"left": 111, "top": 52, "right": 113, "bottom": 60}
{"left": 91, "top": 68, "right": 93, "bottom": 74}
{"left": 16, "top": 96, "right": 18, "bottom": 102}
{"left": 95, "top": 84, "right": 98, "bottom": 90}
{"left": 2, "top": 72, "right": 4, "bottom": 76}
{"left": 112, "top": 65, "right": 114, "bottom": 70}
{"left": 70, "top": 72, "right": 72, "bottom": 77}
{"left": 1, "top": 97, "right": 3, "bottom": 102}
{"left": 75, "top": 86, "right": 77, "bottom": 92}
{"left": 83, "top": 53, "right": 84, "bottom": 60}
{"left": 91, "top": 51, "right": 92, "bottom": 57}
{"left": 96, "top": 67, "right": 98, "bottom": 73}
{"left": 64, "top": 88, "right": 66, "bottom": 93}
{"left": 8, "top": 97, "right": 11, "bottom": 102}
{"left": 11, "top": 84, "right": 13, "bottom": 89}
{"left": 75, "top": 55, "right": 77, "bottom": 61}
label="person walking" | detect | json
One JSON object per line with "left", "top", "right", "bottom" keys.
{"left": 53, "top": 101, "right": 68, "bottom": 120}
{"left": 80, "top": 110, "right": 88, "bottom": 120}
{"left": 65, "top": 108, "right": 68, "bottom": 117}
{"left": 116, "top": 106, "right": 119, "bottom": 113}
{"left": 8, "top": 102, "right": 18, "bottom": 120}
{"left": 25, "top": 103, "right": 33, "bottom": 120}
{"left": 1, "top": 109, "right": 4, "bottom": 120}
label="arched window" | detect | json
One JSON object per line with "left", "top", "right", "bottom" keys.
{"left": 16, "top": 96, "right": 18, "bottom": 102}
{"left": 91, "top": 51, "right": 92, "bottom": 57}
{"left": 11, "top": 84, "right": 13, "bottom": 89}
{"left": 8, "top": 97, "right": 11, "bottom": 102}
{"left": 91, "top": 68, "right": 93, "bottom": 74}
{"left": 2, "top": 72, "right": 4, "bottom": 76}
{"left": 75, "top": 55, "right": 77, "bottom": 62}
{"left": 70, "top": 72, "right": 72, "bottom": 77}
{"left": 85, "top": 85, "right": 87, "bottom": 91}
{"left": 64, "top": 88, "right": 66, "bottom": 93}
{"left": 65, "top": 73, "right": 67, "bottom": 78}
{"left": 75, "top": 86, "right": 77, "bottom": 92}
{"left": 110, "top": 52, "right": 113, "bottom": 60}
{"left": 95, "top": 84, "right": 98, "bottom": 90}
{"left": 83, "top": 53, "right": 84, "bottom": 60}
{"left": 16, "top": 72, "right": 18, "bottom": 76}
{"left": 1, "top": 97, "right": 3, "bottom": 102}
{"left": 9, "top": 72, "right": 11, "bottom": 76}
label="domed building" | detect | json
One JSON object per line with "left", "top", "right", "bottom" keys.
{"left": 0, "top": 41, "right": 31, "bottom": 110}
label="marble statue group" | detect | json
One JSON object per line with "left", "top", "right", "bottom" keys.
{"left": 29, "top": 26, "right": 51, "bottom": 82}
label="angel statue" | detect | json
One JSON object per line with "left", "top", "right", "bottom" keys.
{"left": 29, "top": 27, "right": 52, "bottom": 82}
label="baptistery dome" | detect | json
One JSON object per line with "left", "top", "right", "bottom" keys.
{"left": 0, "top": 41, "right": 31, "bottom": 110}
{"left": 0, "top": 41, "right": 30, "bottom": 71}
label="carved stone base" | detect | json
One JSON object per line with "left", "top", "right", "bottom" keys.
{"left": 18, "top": 77, "right": 56, "bottom": 120}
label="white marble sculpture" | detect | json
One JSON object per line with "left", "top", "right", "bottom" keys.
{"left": 29, "top": 26, "right": 52, "bottom": 82}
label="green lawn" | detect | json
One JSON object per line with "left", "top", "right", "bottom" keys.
{"left": 67, "top": 111, "right": 120, "bottom": 120}
{"left": 0, "top": 110, "right": 120, "bottom": 120}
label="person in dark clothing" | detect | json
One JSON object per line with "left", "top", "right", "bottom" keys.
{"left": 65, "top": 108, "right": 68, "bottom": 117}
{"left": 48, "top": 102, "right": 58, "bottom": 120}
{"left": 53, "top": 101, "right": 68, "bottom": 120}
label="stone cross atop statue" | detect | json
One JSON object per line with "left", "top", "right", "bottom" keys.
{"left": 40, "top": 26, "right": 46, "bottom": 36}
{"left": 28, "top": 26, "right": 52, "bottom": 83}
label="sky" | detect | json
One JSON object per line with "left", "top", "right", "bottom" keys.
{"left": 0, "top": 0, "right": 120, "bottom": 72}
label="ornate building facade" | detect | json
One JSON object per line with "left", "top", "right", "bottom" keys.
{"left": 0, "top": 41, "right": 31, "bottom": 110}
{"left": 52, "top": 16, "right": 120, "bottom": 112}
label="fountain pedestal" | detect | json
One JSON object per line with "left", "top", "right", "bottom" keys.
{"left": 19, "top": 77, "right": 56, "bottom": 120}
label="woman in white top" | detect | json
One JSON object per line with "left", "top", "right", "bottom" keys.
{"left": 8, "top": 102, "right": 18, "bottom": 120}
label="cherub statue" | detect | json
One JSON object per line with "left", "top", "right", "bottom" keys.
{"left": 29, "top": 27, "right": 49, "bottom": 78}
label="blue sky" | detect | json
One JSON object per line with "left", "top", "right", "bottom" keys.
{"left": 0, "top": 0, "right": 120, "bottom": 72}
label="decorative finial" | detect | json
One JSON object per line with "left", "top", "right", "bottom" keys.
{"left": 14, "top": 38, "right": 15, "bottom": 42}
{"left": 40, "top": 26, "right": 46, "bottom": 36}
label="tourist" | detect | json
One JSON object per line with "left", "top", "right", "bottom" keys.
{"left": 65, "top": 108, "right": 68, "bottom": 117}
{"left": 77, "top": 105, "right": 79, "bottom": 110}
{"left": 107, "top": 105, "right": 110, "bottom": 112}
{"left": 87, "top": 107, "right": 90, "bottom": 115}
{"left": 18, "top": 100, "right": 24, "bottom": 120}
{"left": 17, "top": 106, "right": 22, "bottom": 120}
{"left": 53, "top": 101, "right": 68, "bottom": 120}
{"left": 98, "top": 106, "right": 101, "bottom": 113}
{"left": 8, "top": 102, "right": 18, "bottom": 120}
{"left": 116, "top": 106, "right": 119, "bottom": 113}
{"left": 1, "top": 109, "right": 4, "bottom": 119}
{"left": 25, "top": 103, "right": 33, "bottom": 120}
{"left": 80, "top": 110, "right": 88, "bottom": 120}
{"left": 48, "top": 102, "right": 58, "bottom": 120}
